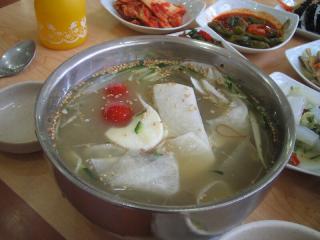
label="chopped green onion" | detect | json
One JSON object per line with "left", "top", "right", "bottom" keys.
{"left": 310, "top": 154, "right": 320, "bottom": 160}
{"left": 154, "top": 152, "right": 164, "bottom": 157}
{"left": 134, "top": 121, "right": 143, "bottom": 134}
{"left": 82, "top": 167, "right": 97, "bottom": 181}
{"left": 211, "top": 170, "right": 224, "bottom": 175}
{"left": 157, "top": 63, "right": 170, "bottom": 68}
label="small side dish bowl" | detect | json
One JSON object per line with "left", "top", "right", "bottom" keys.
{"left": 196, "top": 0, "right": 299, "bottom": 53}
{"left": 285, "top": 39, "right": 320, "bottom": 92}
{"left": 0, "top": 81, "right": 42, "bottom": 154}
{"left": 100, "top": 0, "right": 206, "bottom": 34}
{"left": 220, "top": 220, "right": 320, "bottom": 240}
{"left": 270, "top": 71, "right": 320, "bottom": 177}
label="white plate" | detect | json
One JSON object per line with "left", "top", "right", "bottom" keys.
{"left": 270, "top": 72, "right": 320, "bottom": 177}
{"left": 100, "top": 0, "right": 206, "bottom": 34}
{"left": 168, "top": 26, "right": 245, "bottom": 58}
{"left": 285, "top": 39, "right": 320, "bottom": 92}
{"left": 196, "top": 0, "right": 299, "bottom": 53}
{"left": 219, "top": 220, "right": 320, "bottom": 240}
{"left": 0, "top": 81, "right": 42, "bottom": 154}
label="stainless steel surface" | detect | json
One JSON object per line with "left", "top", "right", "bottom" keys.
{"left": 35, "top": 36, "right": 296, "bottom": 239}
{"left": 0, "top": 40, "right": 36, "bottom": 78}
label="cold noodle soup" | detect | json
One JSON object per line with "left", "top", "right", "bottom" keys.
{"left": 51, "top": 60, "right": 275, "bottom": 207}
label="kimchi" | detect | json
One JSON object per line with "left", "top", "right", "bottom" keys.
{"left": 114, "top": 0, "right": 186, "bottom": 28}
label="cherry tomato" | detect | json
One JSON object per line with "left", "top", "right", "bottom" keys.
{"left": 198, "top": 30, "right": 213, "bottom": 42}
{"left": 103, "top": 103, "right": 133, "bottom": 125}
{"left": 247, "top": 24, "right": 267, "bottom": 36}
{"left": 104, "top": 83, "right": 128, "bottom": 98}
{"left": 289, "top": 153, "right": 300, "bottom": 166}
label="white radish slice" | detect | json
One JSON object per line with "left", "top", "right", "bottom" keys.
{"left": 313, "top": 140, "right": 320, "bottom": 152}
{"left": 249, "top": 112, "right": 267, "bottom": 169}
{"left": 107, "top": 152, "right": 179, "bottom": 196}
{"left": 64, "top": 150, "right": 82, "bottom": 173}
{"left": 105, "top": 97, "right": 164, "bottom": 151}
{"left": 190, "top": 76, "right": 206, "bottom": 94}
{"left": 287, "top": 96, "right": 306, "bottom": 125}
{"left": 207, "top": 99, "right": 249, "bottom": 147}
{"left": 80, "top": 143, "right": 125, "bottom": 159}
{"left": 207, "top": 67, "right": 224, "bottom": 82}
{"left": 73, "top": 143, "right": 126, "bottom": 175}
{"left": 153, "top": 83, "right": 210, "bottom": 147}
{"left": 201, "top": 80, "right": 229, "bottom": 104}
{"left": 296, "top": 125, "right": 319, "bottom": 147}
{"left": 87, "top": 157, "right": 119, "bottom": 176}
{"left": 165, "top": 132, "right": 215, "bottom": 179}
{"left": 288, "top": 82, "right": 320, "bottom": 107}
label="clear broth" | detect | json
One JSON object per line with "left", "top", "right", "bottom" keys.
{"left": 52, "top": 60, "right": 274, "bottom": 206}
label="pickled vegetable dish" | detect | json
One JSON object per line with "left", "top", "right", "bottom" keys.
{"left": 208, "top": 9, "right": 288, "bottom": 49}
{"left": 114, "top": 0, "right": 186, "bottom": 28}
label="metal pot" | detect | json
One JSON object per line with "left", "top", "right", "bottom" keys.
{"left": 35, "top": 36, "right": 295, "bottom": 239}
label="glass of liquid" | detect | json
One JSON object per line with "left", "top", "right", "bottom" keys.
{"left": 34, "top": 0, "right": 87, "bottom": 50}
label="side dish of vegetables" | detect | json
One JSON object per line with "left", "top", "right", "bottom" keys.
{"left": 208, "top": 10, "right": 289, "bottom": 49}
{"left": 271, "top": 72, "right": 320, "bottom": 173}
{"left": 114, "top": 0, "right": 186, "bottom": 28}
{"left": 289, "top": 86, "right": 320, "bottom": 167}
{"left": 299, "top": 48, "right": 320, "bottom": 86}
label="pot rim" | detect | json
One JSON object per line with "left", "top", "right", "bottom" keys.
{"left": 35, "top": 36, "right": 295, "bottom": 213}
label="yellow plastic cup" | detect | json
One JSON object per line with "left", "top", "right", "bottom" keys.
{"left": 34, "top": 0, "right": 87, "bottom": 50}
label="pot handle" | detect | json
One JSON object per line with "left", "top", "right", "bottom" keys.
{"left": 184, "top": 214, "right": 218, "bottom": 236}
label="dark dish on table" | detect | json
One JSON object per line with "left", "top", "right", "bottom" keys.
{"left": 299, "top": 48, "right": 320, "bottom": 86}
{"left": 114, "top": 0, "right": 186, "bottom": 28}
{"left": 178, "top": 29, "right": 223, "bottom": 47}
{"left": 208, "top": 9, "right": 289, "bottom": 49}
{"left": 277, "top": 0, "right": 320, "bottom": 34}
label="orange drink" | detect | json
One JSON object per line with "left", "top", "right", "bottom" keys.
{"left": 34, "top": 0, "right": 87, "bottom": 50}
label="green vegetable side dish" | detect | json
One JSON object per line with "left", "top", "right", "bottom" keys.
{"left": 285, "top": 85, "right": 320, "bottom": 168}
{"left": 208, "top": 9, "right": 289, "bottom": 49}
{"left": 299, "top": 48, "right": 320, "bottom": 86}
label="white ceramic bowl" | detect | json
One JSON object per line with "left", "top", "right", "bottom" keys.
{"left": 196, "top": 0, "right": 299, "bottom": 53}
{"left": 0, "top": 81, "right": 42, "bottom": 154}
{"left": 270, "top": 71, "right": 320, "bottom": 177}
{"left": 100, "top": 0, "right": 206, "bottom": 34}
{"left": 285, "top": 39, "right": 320, "bottom": 92}
{"left": 219, "top": 220, "right": 320, "bottom": 240}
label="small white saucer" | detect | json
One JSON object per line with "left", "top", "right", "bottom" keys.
{"left": 0, "top": 81, "right": 42, "bottom": 154}
{"left": 219, "top": 220, "right": 320, "bottom": 240}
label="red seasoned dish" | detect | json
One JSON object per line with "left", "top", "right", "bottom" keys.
{"left": 114, "top": 0, "right": 186, "bottom": 28}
